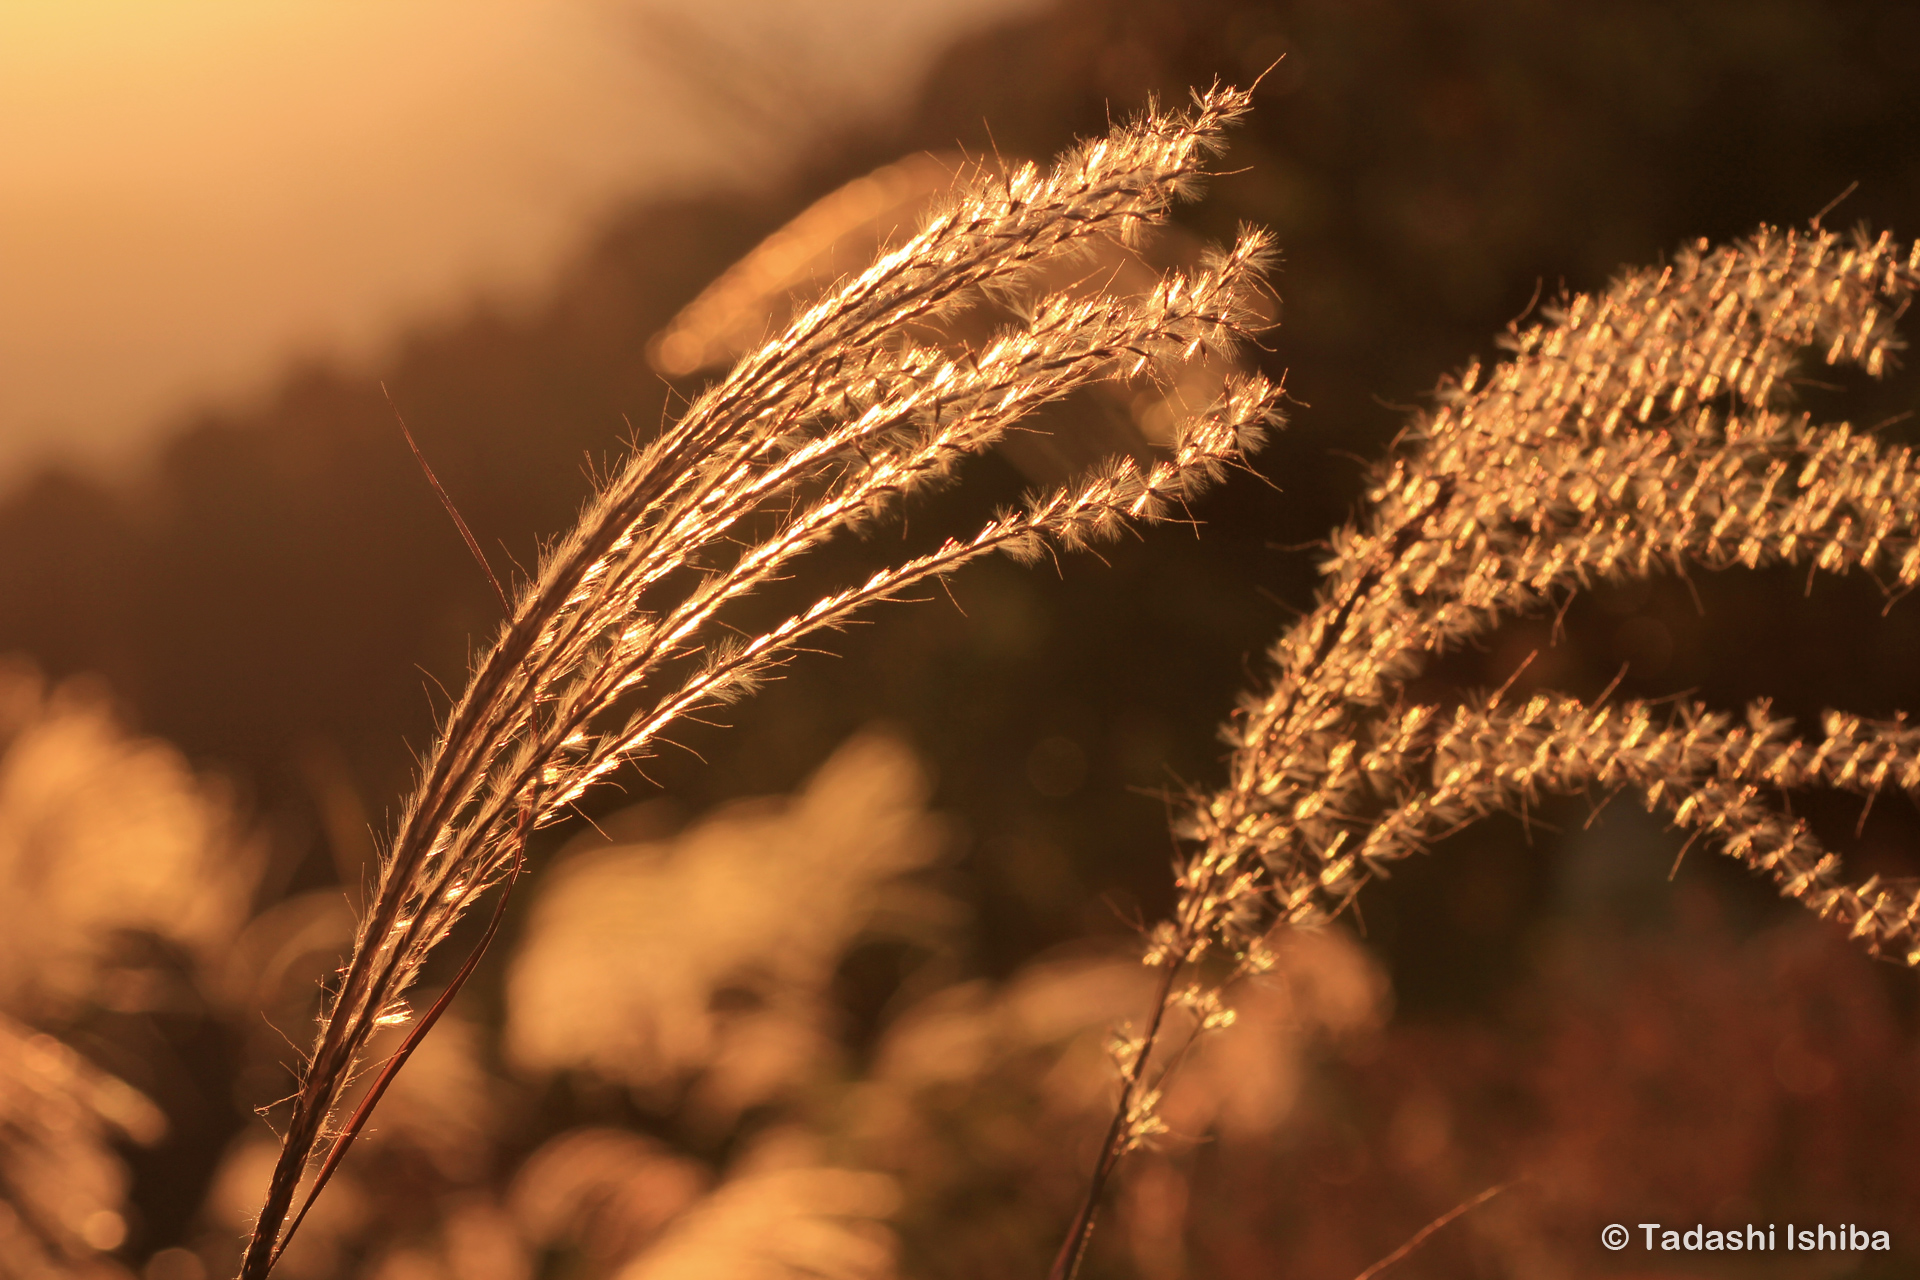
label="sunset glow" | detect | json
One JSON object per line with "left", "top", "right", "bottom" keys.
{"left": 0, "top": 0, "right": 1035, "bottom": 482}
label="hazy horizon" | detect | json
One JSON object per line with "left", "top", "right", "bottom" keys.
{"left": 0, "top": 0, "right": 1040, "bottom": 488}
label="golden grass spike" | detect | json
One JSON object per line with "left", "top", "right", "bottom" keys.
{"left": 236, "top": 83, "right": 1277, "bottom": 1280}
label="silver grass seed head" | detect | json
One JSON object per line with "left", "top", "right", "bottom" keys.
{"left": 1173, "top": 223, "right": 1920, "bottom": 959}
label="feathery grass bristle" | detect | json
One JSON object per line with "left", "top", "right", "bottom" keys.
{"left": 237, "top": 81, "right": 1279, "bottom": 1280}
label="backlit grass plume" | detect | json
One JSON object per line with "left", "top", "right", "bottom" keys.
{"left": 1054, "top": 224, "right": 1920, "bottom": 1280}
{"left": 237, "top": 83, "right": 1279, "bottom": 1278}
{"left": 1182, "top": 224, "right": 1919, "bottom": 961}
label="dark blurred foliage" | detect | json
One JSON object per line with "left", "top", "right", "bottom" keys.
{"left": 4, "top": 0, "right": 1920, "bottom": 1273}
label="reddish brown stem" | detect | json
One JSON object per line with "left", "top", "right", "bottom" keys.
{"left": 1046, "top": 958, "right": 1181, "bottom": 1280}
{"left": 256, "top": 820, "right": 530, "bottom": 1275}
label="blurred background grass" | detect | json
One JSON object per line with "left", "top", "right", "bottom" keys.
{"left": 3, "top": 1, "right": 1920, "bottom": 1276}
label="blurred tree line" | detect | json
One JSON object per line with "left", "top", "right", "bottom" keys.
{"left": 4, "top": 0, "right": 1920, "bottom": 1272}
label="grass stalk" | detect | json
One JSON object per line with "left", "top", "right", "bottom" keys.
{"left": 236, "top": 82, "right": 1280, "bottom": 1278}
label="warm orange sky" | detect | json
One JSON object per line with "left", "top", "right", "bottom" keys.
{"left": 0, "top": 0, "right": 1037, "bottom": 486}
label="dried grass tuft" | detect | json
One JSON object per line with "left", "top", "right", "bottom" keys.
{"left": 1056, "top": 223, "right": 1920, "bottom": 1280}
{"left": 238, "top": 83, "right": 1280, "bottom": 1278}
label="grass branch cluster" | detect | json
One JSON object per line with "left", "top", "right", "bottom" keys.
{"left": 1040, "top": 222, "right": 1920, "bottom": 1280}
{"left": 1174, "top": 224, "right": 1920, "bottom": 964}
{"left": 237, "top": 84, "right": 1280, "bottom": 1279}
